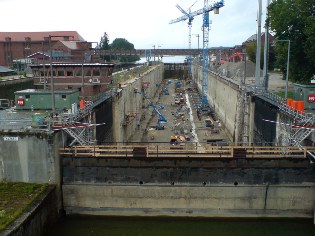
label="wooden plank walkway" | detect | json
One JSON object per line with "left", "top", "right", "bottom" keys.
{"left": 59, "top": 145, "right": 315, "bottom": 159}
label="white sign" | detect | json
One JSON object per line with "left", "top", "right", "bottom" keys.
{"left": 3, "top": 137, "right": 19, "bottom": 141}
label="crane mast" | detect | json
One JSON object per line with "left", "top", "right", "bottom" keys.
{"left": 170, "top": 0, "right": 224, "bottom": 112}
{"left": 201, "top": 0, "right": 210, "bottom": 108}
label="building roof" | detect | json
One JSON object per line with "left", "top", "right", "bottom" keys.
{"left": 243, "top": 32, "right": 274, "bottom": 44}
{"left": 0, "top": 65, "right": 14, "bottom": 73}
{"left": 15, "top": 89, "right": 78, "bottom": 94}
{"left": 27, "top": 51, "right": 72, "bottom": 59}
{"left": 0, "top": 31, "right": 84, "bottom": 42}
{"left": 30, "top": 63, "right": 115, "bottom": 68}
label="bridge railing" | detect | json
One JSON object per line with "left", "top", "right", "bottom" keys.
{"left": 60, "top": 145, "right": 315, "bottom": 159}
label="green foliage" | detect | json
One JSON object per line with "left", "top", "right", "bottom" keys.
{"left": 268, "top": 0, "right": 315, "bottom": 84}
{"left": 98, "top": 32, "right": 110, "bottom": 62}
{"left": 111, "top": 66, "right": 151, "bottom": 86}
{"left": 277, "top": 90, "right": 294, "bottom": 99}
{"left": 98, "top": 34, "right": 140, "bottom": 63}
{"left": 245, "top": 41, "right": 276, "bottom": 70}
{"left": 99, "top": 32, "right": 110, "bottom": 50}
{"left": 110, "top": 38, "right": 140, "bottom": 62}
{"left": 246, "top": 42, "right": 257, "bottom": 64}
{"left": 0, "top": 182, "right": 48, "bottom": 232}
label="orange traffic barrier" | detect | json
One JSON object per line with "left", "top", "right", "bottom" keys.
{"left": 286, "top": 98, "right": 293, "bottom": 108}
{"left": 296, "top": 101, "right": 305, "bottom": 114}
{"left": 291, "top": 100, "right": 297, "bottom": 110}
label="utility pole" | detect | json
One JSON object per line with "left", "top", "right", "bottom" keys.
{"left": 263, "top": 0, "right": 271, "bottom": 90}
{"left": 49, "top": 35, "right": 55, "bottom": 113}
{"left": 42, "top": 42, "right": 47, "bottom": 90}
{"left": 49, "top": 35, "right": 74, "bottom": 113}
{"left": 255, "top": 0, "right": 262, "bottom": 87}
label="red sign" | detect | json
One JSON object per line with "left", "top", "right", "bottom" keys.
{"left": 17, "top": 97, "right": 24, "bottom": 106}
{"left": 308, "top": 94, "right": 315, "bottom": 103}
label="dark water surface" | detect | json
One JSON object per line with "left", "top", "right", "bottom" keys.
{"left": 47, "top": 215, "right": 315, "bottom": 236}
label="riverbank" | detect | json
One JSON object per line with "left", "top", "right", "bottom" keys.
{"left": 0, "top": 183, "right": 60, "bottom": 236}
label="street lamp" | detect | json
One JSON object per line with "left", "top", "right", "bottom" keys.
{"left": 81, "top": 42, "right": 98, "bottom": 99}
{"left": 48, "top": 35, "right": 55, "bottom": 113}
{"left": 157, "top": 45, "right": 162, "bottom": 61}
{"left": 193, "top": 34, "right": 200, "bottom": 50}
{"left": 277, "top": 39, "right": 291, "bottom": 100}
{"left": 152, "top": 45, "right": 156, "bottom": 62}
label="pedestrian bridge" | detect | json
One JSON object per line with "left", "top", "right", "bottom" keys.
{"left": 96, "top": 47, "right": 231, "bottom": 57}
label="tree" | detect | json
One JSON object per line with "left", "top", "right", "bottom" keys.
{"left": 268, "top": 0, "right": 315, "bottom": 84}
{"left": 245, "top": 41, "right": 276, "bottom": 70}
{"left": 110, "top": 38, "right": 140, "bottom": 62}
{"left": 98, "top": 36, "right": 140, "bottom": 63}
{"left": 98, "top": 32, "right": 110, "bottom": 62}
{"left": 99, "top": 32, "right": 110, "bottom": 50}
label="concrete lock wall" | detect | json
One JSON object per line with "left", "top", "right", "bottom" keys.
{"left": 0, "top": 132, "right": 61, "bottom": 183}
{"left": 192, "top": 64, "right": 248, "bottom": 143}
{"left": 2, "top": 186, "right": 60, "bottom": 236}
{"left": 63, "top": 184, "right": 315, "bottom": 218}
{"left": 112, "top": 64, "right": 164, "bottom": 142}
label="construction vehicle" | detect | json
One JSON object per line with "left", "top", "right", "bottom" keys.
{"left": 175, "top": 81, "right": 182, "bottom": 89}
{"left": 163, "top": 87, "right": 169, "bottom": 95}
{"left": 135, "top": 89, "right": 167, "bottom": 130}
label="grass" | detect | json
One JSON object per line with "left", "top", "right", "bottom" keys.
{"left": 112, "top": 66, "right": 152, "bottom": 86}
{"left": 0, "top": 182, "right": 48, "bottom": 232}
{"left": 277, "top": 90, "right": 294, "bottom": 99}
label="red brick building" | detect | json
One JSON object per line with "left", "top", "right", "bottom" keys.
{"left": 0, "top": 31, "right": 92, "bottom": 67}
{"left": 30, "top": 63, "right": 114, "bottom": 98}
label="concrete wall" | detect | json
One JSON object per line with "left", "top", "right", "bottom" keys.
{"left": 112, "top": 64, "right": 164, "bottom": 142}
{"left": 1, "top": 186, "right": 60, "bottom": 236}
{"left": 0, "top": 131, "right": 61, "bottom": 183}
{"left": 192, "top": 64, "right": 254, "bottom": 143}
{"left": 62, "top": 156, "right": 315, "bottom": 218}
{"left": 63, "top": 184, "right": 315, "bottom": 218}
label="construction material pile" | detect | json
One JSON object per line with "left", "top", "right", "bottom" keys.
{"left": 216, "top": 61, "right": 262, "bottom": 79}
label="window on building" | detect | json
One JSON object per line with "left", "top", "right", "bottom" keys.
{"left": 76, "top": 69, "right": 82, "bottom": 76}
{"left": 66, "top": 69, "right": 73, "bottom": 76}
{"left": 57, "top": 70, "right": 64, "bottom": 76}
{"left": 85, "top": 70, "right": 91, "bottom": 76}
{"left": 62, "top": 95, "right": 67, "bottom": 99}
{"left": 101, "top": 68, "right": 107, "bottom": 76}
{"left": 93, "top": 69, "right": 100, "bottom": 76}
{"left": 25, "top": 95, "right": 30, "bottom": 99}
{"left": 47, "top": 70, "right": 56, "bottom": 76}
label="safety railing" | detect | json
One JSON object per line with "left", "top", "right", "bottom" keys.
{"left": 59, "top": 145, "right": 315, "bottom": 159}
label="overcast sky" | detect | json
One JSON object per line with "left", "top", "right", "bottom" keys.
{"left": 1, "top": 0, "right": 269, "bottom": 49}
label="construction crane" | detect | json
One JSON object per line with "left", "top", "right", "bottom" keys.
{"left": 169, "top": 1, "right": 198, "bottom": 76}
{"left": 134, "top": 90, "right": 167, "bottom": 130}
{"left": 169, "top": 0, "right": 224, "bottom": 113}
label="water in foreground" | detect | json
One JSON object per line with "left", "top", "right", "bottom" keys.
{"left": 48, "top": 215, "right": 315, "bottom": 236}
